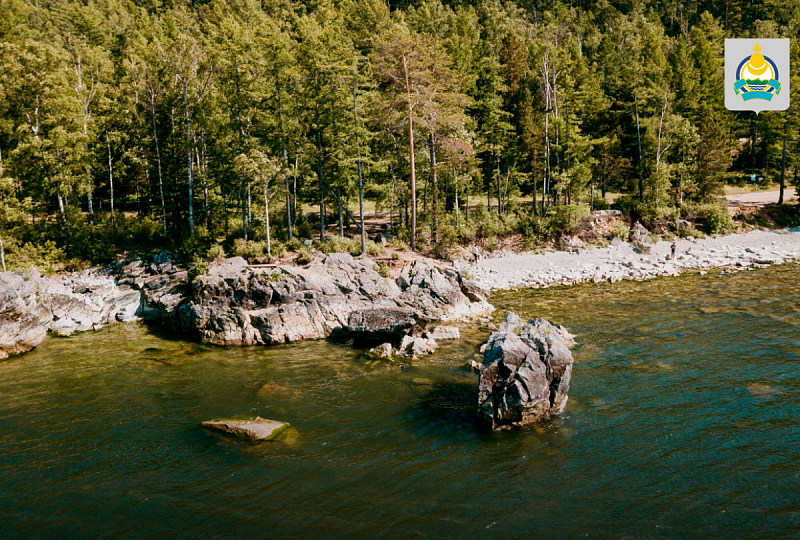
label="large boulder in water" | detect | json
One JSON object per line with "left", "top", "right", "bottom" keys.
{"left": 477, "top": 312, "right": 575, "bottom": 429}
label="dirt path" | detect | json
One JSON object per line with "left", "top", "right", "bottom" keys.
{"left": 725, "top": 188, "right": 796, "bottom": 207}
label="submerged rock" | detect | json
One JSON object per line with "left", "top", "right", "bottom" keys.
{"left": 426, "top": 326, "right": 460, "bottom": 341}
{"left": 477, "top": 312, "right": 575, "bottom": 430}
{"left": 201, "top": 417, "right": 295, "bottom": 441}
{"left": 370, "top": 342, "right": 395, "bottom": 358}
{"left": 398, "top": 335, "right": 438, "bottom": 357}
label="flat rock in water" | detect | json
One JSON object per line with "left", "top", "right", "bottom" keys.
{"left": 202, "top": 417, "right": 294, "bottom": 441}
{"left": 427, "top": 326, "right": 460, "bottom": 340}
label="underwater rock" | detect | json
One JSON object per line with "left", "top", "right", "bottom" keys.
{"left": 426, "top": 326, "right": 460, "bottom": 341}
{"left": 477, "top": 312, "right": 575, "bottom": 430}
{"left": 398, "top": 335, "right": 438, "bottom": 357}
{"left": 201, "top": 417, "right": 294, "bottom": 441}
{"left": 370, "top": 342, "right": 395, "bottom": 358}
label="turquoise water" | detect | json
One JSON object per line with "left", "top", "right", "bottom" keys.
{"left": 1, "top": 265, "right": 799, "bottom": 539}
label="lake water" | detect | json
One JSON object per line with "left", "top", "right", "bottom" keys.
{"left": 1, "top": 265, "right": 799, "bottom": 539}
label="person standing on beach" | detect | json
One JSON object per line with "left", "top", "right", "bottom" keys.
{"left": 472, "top": 246, "right": 479, "bottom": 263}
{"left": 671, "top": 242, "right": 677, "bottom": 260}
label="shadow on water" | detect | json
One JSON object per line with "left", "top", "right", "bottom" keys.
{"left": 409, "top": 379, "right": 478, "bottom": 432}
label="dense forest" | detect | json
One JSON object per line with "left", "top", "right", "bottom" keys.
{"left": 1, "top": 0, "right": 799, "bottom": 271}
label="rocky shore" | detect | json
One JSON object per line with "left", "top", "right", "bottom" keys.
{"left": 0, "top": 252, "right": 492, "bottom": 359}
{"left": 463, "top": 228, "right": 800, "bottom": 291}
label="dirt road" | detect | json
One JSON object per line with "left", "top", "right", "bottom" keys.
{"left": 726, "top": 188, "right": 796, "bottom": 206}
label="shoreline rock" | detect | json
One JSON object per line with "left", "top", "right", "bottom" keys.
{"left": 0, "top": 253, "right": 493, "bottom": 359}
{"left": 477, "top": 313, "right": 575, "bottom": 430}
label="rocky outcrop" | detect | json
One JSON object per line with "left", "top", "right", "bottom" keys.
{"left": 0, "top": 264, "right": 168, "bottom": 359}
{"left": 0, "top": 253, "right": 491, "bottom": 359}
{"left": 477, "top": 312, "right": 575, "bottom": 430}
{"left": 164, "top": 257, "right": 492, "bottom": 346}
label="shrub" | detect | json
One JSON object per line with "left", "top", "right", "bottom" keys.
{"left": 206, "top": 244, "right": 226, "bottom": 260}
{"left": 388, "top": 237, "right": 408, "bottom": 251}
{"left": 6, "top": 240, "right": 66, "bottom": 273}
{"left": 608, "top": 220, "right": 630, "bottom": 241}
{"left": 296, "top": 248, "right": 313, "bottom": 264}
{"left": 285, "top": 238, "right": 304, "bottom": 252}
{"left": 374, "top": 263, "right": 390, "bottom": 278}
{"left": 702, "top": 202, "right": 735, "bottom": 235}
{"left": 365, "top": 239, "right": 383, "bottom": 256}
{"left": 232, "top": 239, "right": 265, "bottom": 260}
{"left": 188, "top": 256, "right": 208, "bottom": 283}
{"left": 592, "top": 197, "right": 611, "bottom": 210}
{"left": 518, "top": 211, "right": 553, "bottom": 239}
{"left": 319, "top": 235, "right": 358, "bottom": 254}
{"left": 550, "top": 204, "right": 590, "bottom": 235}
{"left": 679, "top": 225, "right": 706, "bottom": 239}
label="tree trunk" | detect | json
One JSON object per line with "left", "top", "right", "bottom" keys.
{"left": 152, "top": 114, "right": 167, "bottom": 237}
{"left": 453, "top": 165, "right": 459, "bottom": 232}
{"left": 354, "top": 76, "right": 366, "bottom": 256}
{"left": 293, "top": 148, "right": 299, "bottom": 224}
{"left": 402, "top": 53, "right": 417, "bottom": 251}
{"left": 496, "top": 155, "right": 501, "bottom": 215}
{"left": 241, "top": 180, "right": 248, "bottom": 241}
{"left": 316, "top": 118, "right": 325, "bottom": 241}
{"left": 429, "top": 131, "right": 439, "bottom": 243}
{"left": 184, "top": 82, "right": 194, "bottom": 237}
{"left": 107, "top": 134, "right": 114, "bottom": 225}
{"left": 532, "top": 148, "right": 538, "bottom": 215}
{"left": 277, "top": 73, "right": 293, "bottom": 240}
{"left": 337, "top": 183, "right": 344, "bottom": 236}
{"left": 83, "top": 122, "right": 94, "bottom": 225}
{"left": 264, "top": 183, "right": 271, "bottom": 256}
{"left": 634, "top": 89, "right": 643, "bottom": 202}
{"left": 57, "top": 191, "right": 66, "bottom": 223}
{"left": 545, "top": 111, "right": 551, "bottom": 211}
{"left": 779, "top": 120, "right": 787, "bottom": 204}
{"left": 0, "top": 233, "right": 5, "bottom": 272}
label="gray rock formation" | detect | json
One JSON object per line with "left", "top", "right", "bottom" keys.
{"left": 0, "top": 254, "right": 492, "bottom": 358}
{"left": 477, "top": 312, "right": 575, "bottom": 429}
{"left": 167, "top": 257, "right": 492, "bottom": 346}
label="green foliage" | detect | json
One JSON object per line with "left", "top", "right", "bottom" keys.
{"left": 6, "top": 240, "right": 65, "bottom": 273}
{"left": 232, "top": 239, "right": 266, "bottom": 260}
{"left": 0, "top": 0, "right": 789, "bottom": 269}
{"left": 608, "top": 221, "right": 631, "bottom": 242}
{"left": 296, "top": 248, "right": 313, "bottom": 264}
{"left": 388, "top": 236, "right": 408, "bottom": 251}
{"left": 681, "top": 201, "right": 735, "bottom": 235}
{"left": 285, "top": 238, "right": 304, "bottom": 252}
{"left": 317, "top": 235, "right": 383, "bottom": 256}
{"left": 188, "top": 256, "right": 209, "bottom": 283}
{"left": 679, "top": 226, "right": 706, "bottom": 239}
{"left": 374, "top": 263, "right": 390, "bottom": 278}
{"left": 549, "top": 205, "right": 590, "bottom": 235}
{"left": 319, "top": 235, "right": 358, "bottom": 255}
{"left": 700, "top": 203, "right": 735, "bottom": 235}
{"left": 206, "top": 244, "right": 226, "bottom": 260}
